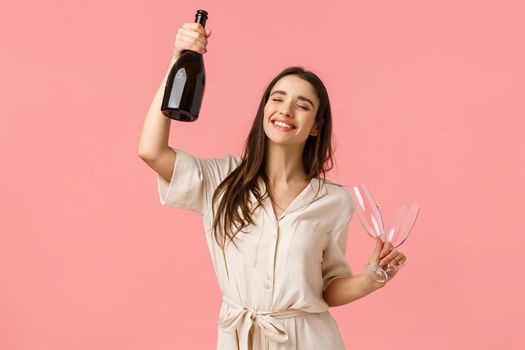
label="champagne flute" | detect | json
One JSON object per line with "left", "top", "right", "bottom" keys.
{"left": 383, "top": 201, "right": 420, "bottom": 274}
{"left": 351, "top": 184, "right": 420, "bottom": 282}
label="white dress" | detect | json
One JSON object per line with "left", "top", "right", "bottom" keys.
{"left": 157, "top": 148, "right": 356, "bottom": 349}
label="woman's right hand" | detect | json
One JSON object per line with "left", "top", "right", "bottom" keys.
{"left": 173, "top": 22, "right": 212, "bottom": 59}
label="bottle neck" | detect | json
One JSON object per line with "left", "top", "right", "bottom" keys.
{"left": 195, "top": 10, "right": 207, "bottom": 28}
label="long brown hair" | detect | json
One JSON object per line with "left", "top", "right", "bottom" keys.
{"left": 210, "top": 66, "right": 336, "bottom": 251}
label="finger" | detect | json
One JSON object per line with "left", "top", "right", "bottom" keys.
{"left": 368, "top": 238, "right": 383, "bottom": 267}
{"left": 379, "top": 250, "right": 400, "bottom": 268}
{"left": 183, "top": 22, "right": 205, "bottom": 32}
{"left": 183, "top": 22, "right": 208, "bottom": 38}
{"left": 372, "top": 237, "right": 383, "bottom": 258}
{"left": 176, "top": 35, "right": 206, "bottom": 54}
{"left": 206, "top": 28, "right": 212, "bottom": 37}
{"left": 179, "top": 28, "right": 208, "bottom": 47}
{"left": 388, "top": 253, "right": 405, "bottom": 269}
{"left": 397, "top": 254, "right": 407, "bottom": 267}
{"left": 389, "top": 253, "right": 406, "bottom": 268}
{"left": 195, "top": 22, "right": 206, "bottom": 34}
{"left": 181, "top": 27, "right": 207, "bottom": 42}
{"left": 379, "top": 241, "right": 393, "bottom": 260}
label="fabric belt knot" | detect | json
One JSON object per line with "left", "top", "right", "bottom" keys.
{"left": 217, "top": 295, "right": 312, "bottom": 350}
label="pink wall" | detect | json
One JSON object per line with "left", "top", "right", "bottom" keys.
{"left": 1, "top": 0, "right": 524, "bottom": 349}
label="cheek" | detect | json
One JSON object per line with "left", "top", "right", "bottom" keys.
{"left": 262, "top": 110, "right": 269, "bottom": 125}
{"left": 301, "top": 115, "right": 316, "bottom": 129}
{"left": 263, "top": 106, "right": 275, "bottom": 125}
{"left": 262, "top": 113, "right": 272, "bottom": 133}
{"left": 264, "top": 105, "right": 273, "bottom": 117}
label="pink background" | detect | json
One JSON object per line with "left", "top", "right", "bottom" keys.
{"left": 1, "top": 0, "right": 524, "bottom": 349}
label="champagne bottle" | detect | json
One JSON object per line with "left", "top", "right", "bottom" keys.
{"left": 161, "top": 9, "right": 208, "bottom": 122}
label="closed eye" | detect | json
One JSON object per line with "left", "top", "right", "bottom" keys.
{"left": 271, "top": 98, "right": 310, "bottom": 110}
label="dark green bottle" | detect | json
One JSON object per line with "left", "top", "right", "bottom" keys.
{"left": 161, "top": 9, "right": 208, "bottom": 122}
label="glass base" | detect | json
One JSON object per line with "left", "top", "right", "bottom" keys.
{"left": 365, "top": 263, "right": 388, "bottom": 283}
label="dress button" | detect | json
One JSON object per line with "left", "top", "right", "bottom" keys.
{"left": 265, "top": 282, "right": 271, "bottom": 289}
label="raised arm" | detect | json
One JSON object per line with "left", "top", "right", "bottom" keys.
{"left": 138, "top": 53, "right": 180, "bottom": 182}
{"left": 138, "top": 23, "right": 211, "bottom": 182}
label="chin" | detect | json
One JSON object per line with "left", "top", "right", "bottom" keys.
{"left": 264, "top": 125, "right": 307, "bottom": 146}
{"left": 267, "top": 136, "right": 306, "bottom": 147}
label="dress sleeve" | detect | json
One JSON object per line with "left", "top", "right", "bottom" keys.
{"left": 321, "top": 193, "right": 355, "bottom": 292}
{"left": 157, "top": 148, "right": 241, "bottom": 216}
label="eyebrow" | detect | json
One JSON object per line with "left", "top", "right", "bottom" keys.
{"left": 270, "top": 90, "right": 316, "bottom": 109}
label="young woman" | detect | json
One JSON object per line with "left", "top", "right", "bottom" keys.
{"left": 139, "top": 22, "right": 407, "bottom": 350}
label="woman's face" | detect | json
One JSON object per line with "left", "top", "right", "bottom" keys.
{"left": 263, "top": 75, "right": 320, "bottom": 146}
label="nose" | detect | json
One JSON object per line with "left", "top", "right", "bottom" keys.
{"left": 279, "top": 104, "right": 294, "bottom": 117}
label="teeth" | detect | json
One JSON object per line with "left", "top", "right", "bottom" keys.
{"left": 273, "top": 120, "right": 294, "bottom": 129}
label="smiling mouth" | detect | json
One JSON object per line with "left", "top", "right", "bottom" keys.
{"left": 271, "top": 119, "right": 296, "bottom": 129}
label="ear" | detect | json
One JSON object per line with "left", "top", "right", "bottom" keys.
{"left": 309, "top": 122, "right": 319, "bottom": 137}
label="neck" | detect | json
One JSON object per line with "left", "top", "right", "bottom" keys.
{"left": 264, "top": 141, "right": 308, "bottom": 185}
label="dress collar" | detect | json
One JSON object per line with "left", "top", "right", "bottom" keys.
{"left": 254, "top": 176, "right": 328, "bottom": 226}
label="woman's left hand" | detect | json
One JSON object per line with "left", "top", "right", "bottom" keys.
{"left": 378, "top": 238, "right": 407, "bottom": 281}
{"left": 367, "top": 237, "right": 407, "bottom": 283}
